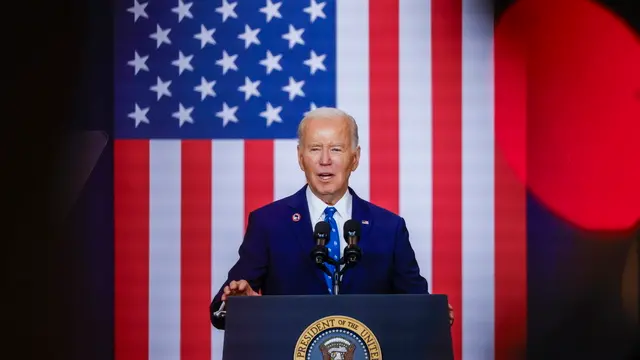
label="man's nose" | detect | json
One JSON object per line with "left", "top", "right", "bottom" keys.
{"left": 319, "top": 148, "right": 331, "bottom": 164}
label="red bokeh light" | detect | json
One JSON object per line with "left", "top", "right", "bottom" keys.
{"left": 495, "top": 0, "right": 640, "bottom": 232}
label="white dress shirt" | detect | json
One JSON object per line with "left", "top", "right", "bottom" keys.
{"left": 306, "top": 185, "right": 352, "bottom": 260}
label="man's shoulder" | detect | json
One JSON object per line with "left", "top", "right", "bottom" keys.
{"left": 247, "top": 192, "right": 298, "bottom": 219}
{"left": 358, "top": 197, "right": 405, "bottom": 225}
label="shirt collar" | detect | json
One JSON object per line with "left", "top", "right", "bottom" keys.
{"left": 306, "top": 185, "right": 352, "bottom": 222}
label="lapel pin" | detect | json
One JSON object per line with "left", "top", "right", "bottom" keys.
{"left": 292, "top": 213, "right": 301, "bottom": 222}
{"left": 361, "top": 220, "right": 369, "bottom": 225}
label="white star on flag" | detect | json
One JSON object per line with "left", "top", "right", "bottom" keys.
{"left": 172, "top": 103, "right": 194, "bottom": 127}
{"left": 216, "top": 102, "right": 239, "bottom": 127}
{"left": 259, "top": 50, "right": 283, "bottom": 74}
{"left": 194, "top": 25, "right": 216, "bottom": 48}
{"left": 303, "top": 0, "right": 326, "bottom": 23}
{"left": 303, "top": 50, "right": 326, "bottom": 75}
{"left": 216, "top": 50, "right": 238, "bottom": 74}
{"left": 194, "top": 77, "right": 216, "bottom": 100}
{"left": 238, "top": 25, "right": 261, "bottom": 49}
{"left": 238, "top": 77, "right": 261, "bottom": 101}
{"left": 216, "top": 0, "right": 238, "bottom": 22}
{"left": 260, "top": 102, "right": 283, "bottom": 127}
{"left": 259, "top": 0, "right": 282, "bottom": 22}
{"left": 282, "top": 77, "right": 305, "bottom": 100}
{"left": 282, "top": 24, "right": 305, "bottom": 49}
{"left": 127, "top": 51, "right": 149, "bottom": 75}
{"left": 128, "top": 103, "right": 150, "bottom": 127}
{"left": 171, "top": 0, "right": 193, "bottom": 22}
{"left": 171, "top": 51, "right": 194, "bottom": 75}
{"left": 149, "top": 24, "right": 171, "bottom": 48}
{"left": 150, "top": 77, "right": 172, "bottom": 100}
{"left": 127, "top": 0, "right": 148, "bottom": 22}
{"left": 305, "top": 102, "right": 318, "bottom": 115}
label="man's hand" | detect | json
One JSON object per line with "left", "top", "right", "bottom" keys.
{"left": 221, "top": 280, "right": 260, "bottom": 301}
{"left": 448, "top": 303, "right": 454, "bottom": 326}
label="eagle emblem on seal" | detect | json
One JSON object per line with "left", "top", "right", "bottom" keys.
{"left": 318, "top": 337, "right": 356, "bottom": 360}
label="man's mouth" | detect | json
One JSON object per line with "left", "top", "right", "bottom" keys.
{"left": 317, "top": 173, "right": 334, "bottom": 181}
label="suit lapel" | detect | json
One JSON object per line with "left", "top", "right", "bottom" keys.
{"left": 340, "top": 187, "right": 372, "bottom": 291}
{"left": 349, "top": 187, "right": 372, "bottom": 241}
{"left": 287, "top": 185, "right": 329, "bottom": 288}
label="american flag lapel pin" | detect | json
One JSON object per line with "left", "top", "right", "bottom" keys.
{"left": 361, "top": 220, "right": 369, "bottom": 225}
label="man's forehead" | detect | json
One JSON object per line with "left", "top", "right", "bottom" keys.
{"left": 304, "top": 130, "right": 350, "bottom": 143}
{"left": 299, "top": 115, "right": 354, "bottom": 146}
{"left": 304, "top": 118, "right": 350, "bottom": 135}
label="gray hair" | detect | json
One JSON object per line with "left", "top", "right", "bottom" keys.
{"left": 297, "top": 107, "right": 359, "bottom": 149}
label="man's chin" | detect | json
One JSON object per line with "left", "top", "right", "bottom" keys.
{"left": 310, "top": 183, "right": 336, "bottom": 195}
{"left": 315, "top": 186, "right": 335, "bottom": 195}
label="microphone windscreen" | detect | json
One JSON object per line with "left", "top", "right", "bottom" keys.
{"left": 343, "top": 219, "right": 361, "bottom": 240}
{"left": 314, "top": 221, "right": 331, "bottom": 235}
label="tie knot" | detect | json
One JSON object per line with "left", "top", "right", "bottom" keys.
{"left": 324, "top": 206, "right": 337, "bottom": 219}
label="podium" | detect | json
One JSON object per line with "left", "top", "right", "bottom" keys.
{"left": 221, "top": 293, "right": 453, "bottom": 359}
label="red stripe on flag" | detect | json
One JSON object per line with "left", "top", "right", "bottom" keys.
{"left": 115, "top": 140, "right": 150, "bottom": 360}
{"left": 495, "top": 152, "right": 528, "bottom": 359}
{"left": 245, "top": 140, "right": 274, "bottom": 228}
{"left": 431, "top": 0, "right": 463, "bottom": 359}
{"left": 180, "top": 140, "right": 212, "bottom": 360}
{"left": 369, "top": 0, "right": 400, "bottom": 214}
{"left": 495, "top": 26, "right": 528, "bottom": 359}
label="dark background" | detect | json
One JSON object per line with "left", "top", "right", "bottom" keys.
{"left": 4, "top": 0, "right": 638, "bottom": 359}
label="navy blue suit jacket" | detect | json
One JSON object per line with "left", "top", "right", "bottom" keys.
{"left": 210, "top": 185, "right": 429, "bottom": 328}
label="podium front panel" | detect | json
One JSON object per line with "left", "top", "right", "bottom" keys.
{"left": 222, "top": 294, "right": 452, "bottom": 360}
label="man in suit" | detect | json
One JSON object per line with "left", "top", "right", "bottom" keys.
{"left": 210, "top": 107, "right": 453, "bottom": 329}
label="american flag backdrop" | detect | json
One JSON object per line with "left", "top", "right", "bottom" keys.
{"left": 114, "top": 0, "right": 528, "bottom": 359}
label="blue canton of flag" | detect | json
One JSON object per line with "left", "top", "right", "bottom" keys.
{"left": 115, "top": 0, "right": 336, "bottom": 139}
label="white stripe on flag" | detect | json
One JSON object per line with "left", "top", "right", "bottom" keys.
{"left": 148, "top": 140, "right": 182, "bottom": 360}
{"left": 336, "top": 0, "right": 370, "bottom": 200}
{"left": 462, "top": 0, "right": 495, "bottom": 357}
{"left": 211, "top": 140, "right": 245, "bottom": 360}
{"left": 274, "top": 140, "right": 307, "bottom": 200}
{"left": 399, "top": 0, "right": 434, "bottom": 288}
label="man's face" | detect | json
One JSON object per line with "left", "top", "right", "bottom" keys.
{"left": 298, "top": 115, "right": 360, "bottom": 204}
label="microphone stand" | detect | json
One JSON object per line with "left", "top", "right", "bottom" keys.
{"left": 212, "top": 301, "right": 226, "bottom": 321}
{"left": 314, "top": 256, "right": 342, "bottom": 294}
{"left": 336, "top": 245, "right": 362, "bottom": 294}
{"left": 315, "top": 245, "right": 362, "bottom": 295}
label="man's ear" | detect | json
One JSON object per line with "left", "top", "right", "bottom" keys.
{"left": 297, "top": 144, "right": 304, "bottom": 171}
{"left": 351, "top": 146, "right": 361, "bottom": 172}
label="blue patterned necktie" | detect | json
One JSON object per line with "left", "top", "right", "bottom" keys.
{"left": 324, "top": 206, "right": 340, "bottom": 294}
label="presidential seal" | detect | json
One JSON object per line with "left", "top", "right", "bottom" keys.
{"left": 294, "top": 315, "right": 382, "bottom": 360}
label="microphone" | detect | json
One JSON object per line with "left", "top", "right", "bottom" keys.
{"left": 310, "top": 221, "right": 331, "bottom": 264}
{"left": 343, "top": 220, "right": 362, "bottom": 264}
